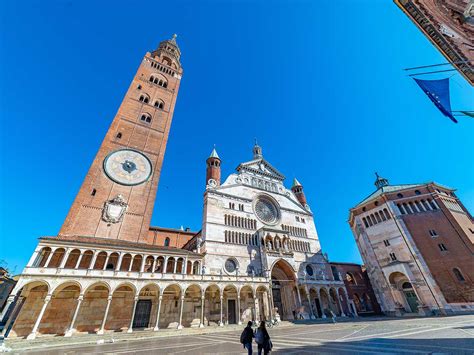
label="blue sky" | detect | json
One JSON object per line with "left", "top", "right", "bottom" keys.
{"left": 1, "top": 0, "right": 473, "bottom": 274}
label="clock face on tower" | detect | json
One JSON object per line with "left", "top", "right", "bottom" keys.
{"left": 103, "top": 149, "right": 152, "bottom": 186}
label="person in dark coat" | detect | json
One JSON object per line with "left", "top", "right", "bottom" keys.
{"left": 255, "top": 321, "right": 272, "bottom": 355}
{"left": 240, "top": 321, "right": 255, "bottom": 355}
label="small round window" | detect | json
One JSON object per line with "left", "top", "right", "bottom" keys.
{"left": 305, "top": 264, "right": 314, "bottom": 276}
{"left": 225, "top": 258, "right": 237, "bottom": 273}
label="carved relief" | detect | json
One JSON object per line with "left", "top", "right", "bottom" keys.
{"left": 102, "top": 195, "right": 128, "bottom": 223}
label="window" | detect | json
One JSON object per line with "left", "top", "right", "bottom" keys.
{"left": 383, "top": 239, "right": 390, "bottom": 246}
{"left": 397, "top": 193, "right": 403, "bottom": 198}
{"left": 164, "top": 237, "right": 170, "bottom": 247}
{"left": 469, "top": 228, "right": 474, "bottom": 234}
{"left": 389, "top": 252, "right": 397, "bottom": 261}
{"left": 140, "top": 114, "right": 152, "bottom": 124}
{"left": 301, "top": 218, "right": 305, "bottom": 223}
{"left": 154, "top": 100, "right": 164, "bottom": 109}
{"left": 137, "top": 84, "right": 142, "bottom": 90}
{"left": 139, "top": 94, "right": 149, "bottom": 104}
{"left": 453, "top": 268, "right": 465, "bottom": 282}
{"left": 296, "top": 216, "right": 300, "bottom": 222}
{"left": 305, "top": 264, "right": 314, "bottom": 276}
{"left": 438, "top": 243, "right": 448, "bottom": 251}
{"left": 429, "top": 229, "right": 438, "bottom": 237}
{"left": 362, "top": 207, "right": 366, "bottom": 212}
{"left": 374, "top": 201, "right": 379, "bottom": 206}
{"left": 116, "top": 132, "right": 122, "bottom": 139}
{"left": 91, "top": 188, "right": 96, "bottom": 196}
{"left": 225, "top": 258, "right": 237, "bottom": 273}
{"left": 415, "top": 190, "right": 421, "bottom": 195}
{"left": 362, "top": 217, "right": 369, "bottom": 228}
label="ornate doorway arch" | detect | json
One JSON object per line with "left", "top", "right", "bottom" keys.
{"left": 271, "top": 260, "right": 297, "bottom": 320}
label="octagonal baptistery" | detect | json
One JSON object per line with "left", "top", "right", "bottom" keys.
{"left": 200, "top": 143, "right": 348, "bottom": 321}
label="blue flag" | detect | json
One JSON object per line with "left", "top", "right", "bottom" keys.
{"left": 414, "top": 78, "right": 457, "bottom": 123}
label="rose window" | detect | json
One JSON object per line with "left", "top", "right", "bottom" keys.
{"left": 254, "top": 196, "right": 280, "bottom": 225}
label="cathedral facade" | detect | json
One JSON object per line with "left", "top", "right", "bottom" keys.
{"left": 0, "top": 36, "right": 352, "bottom": 341}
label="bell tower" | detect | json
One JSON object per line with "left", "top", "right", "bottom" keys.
{"left": 206, "top": 147, "right": 221, "bottom": 187}
{"left": 59, "top": 35, "right": 184, "bottom": 244}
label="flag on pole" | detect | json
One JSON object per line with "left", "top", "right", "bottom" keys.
{"left": 413, "top": 78, "right": 457, "bottom": 123}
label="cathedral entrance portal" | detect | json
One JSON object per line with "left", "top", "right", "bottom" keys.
{"left": 271, "top": 260, "right": 297, "bottom": 320}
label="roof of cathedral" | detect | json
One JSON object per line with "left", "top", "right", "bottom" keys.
{"left": 236, "top": 158, "right": 285, "bottom": 181}
{"left": 208, "top": 148, "right": 220, "bottom": 159}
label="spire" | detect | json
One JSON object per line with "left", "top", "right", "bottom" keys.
{"left": 292, "top": 178, "right": 302, "bottom": 188}
{"left": 209, "top": 146, "right": 220, "bottom": 159}
{"left": 153, "top": 34, "right": 181, "bottom": 66}
{"left": 253, "top": 139, "right": 263, "bottom": 159}
{"left": 374, "top": 172, "right": 389, "bottom": 189}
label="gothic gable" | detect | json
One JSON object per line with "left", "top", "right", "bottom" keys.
{"left": 236, "top": 158, "right": 285, "bottom": 181}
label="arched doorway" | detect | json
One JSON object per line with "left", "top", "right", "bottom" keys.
{"left": 270, "top": 260, "right": 297, "bottom": 320}
{"left": 389, "top": 272, "right": 420, "bottom": 313}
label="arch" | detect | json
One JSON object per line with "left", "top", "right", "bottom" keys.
{"left": 93, "top": 251, "right": 108, "bottom": 270}
{"left": 159, "top": 284, "right": 182, "bottom": 329}
{"left": 74, "top": 282, "right": 110, "bottom": 334}
{"left": 138, "top": 93, "right": 150, "bottom": 104}
{"left": 166, "top": 257, "right": 176, "bottom": 273}
{"left": 346, "top": 272, "right": 357, "bottom": 285}
{"left": 154, "top": 99, "right": 165, "bottom": 109}
{"left": 388, "top": 272, "right": 419, "bottom": 313}
{"left": 64, "top": 249, "right": 81, "bottom": 269}
{"left": 192, "top": 260, "right": 200, "bottom": 275}
{"left": 105, "top": 284, "right": 135, "bottom": 332}
{"left": 33, "top": 247, "right": 52, "bottom": 267}
{"left": 176, "top": 258, "right": 184, "bottom": 274}
{"left": 329, "top": 287, "right": 342, "bottom": 316}
{"left": 78, "top": 250, "right": 93, "bottom": 269}
{"left": 48, "top": 248, "right": 66, "bottom": 268}
{"left": 131, "top": 255, "right": 142, "bottom": 272}
{"left": 119, "top": 253, "right": 132, "bottom": 271}
{"left": 112, "top": 282, "right": 137, "bottom": 295}
{"left": 222, "top": 285, "right": 238, "bottom": 325}
{"left": 132, "top": 284, "right": 160, "bottom": 330}
{"left": 164, "top": 237, "right": 170, "bottom": 247}
{"left": 51, "top": 280, "right": 83, "bottom": 295}
{"left": 140, "top": 113, "right": 152, "bottom": 124}
{"left": 144, "top": 255, "right": 154, "bottom": 273}
{"left": 203, "top": 284, "right": 221, "bottom": 327}
{"left": 155, "top": 256, "right": 165, "bottom": 273}
{"left": 106, "top": 252, "right": 119, "bottom": 270}
{"left": 182, "top": 284, "right": 202, "bottom": 327}
{"left": 239, "top": 285, "right": 254, "bottom": 324}
{"left": 453, "top": 267, "right": 466, "bottom": 282}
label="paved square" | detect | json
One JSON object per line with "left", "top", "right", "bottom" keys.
{"left": 17, "top": 315, "right": 474, "bottom": 354}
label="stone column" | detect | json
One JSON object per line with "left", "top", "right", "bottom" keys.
{"left": 253, "top": 293, "right": 258, "bottom": 322}
{"left": 59, "top": 248, "right": 71, "bottom": 268}
{"left": 26, "top": 294, "right": 51, "bottom": 340}
{"left": 336, "top": 292, "right": 346, "bottom": 317}
{"left": 164, "top": 256, "right": 169, "bottom": 273}
{"left": 44, "top": 249, "right": 55, "bottom": 268}
{"left": 296, "top": 285, "right": 302, "bottom": 306}
{"left": 116, "top": 253, "right": 124, "bottom": 272}
{"left": 102, "top": 253, "right": 110, "bottom": 271}
{"left": 151, "top": 257, "right": 157, "bottom": 274}
{"left": 128, "top": 255, "right": 134, "bottom": 272}
{"left": 182, "top": 258, "right": 188, "bottom": 274}
{"left": 74, "top": 251, "right": 84, "bottom": 269}
{"left": 89, "top": 251, "right": 98, "bottom": 270}
{"left": 267, "top": 291, "right": 273, "bottom": 320}
{"left": 0, "top": 296, "right": 24, "bottom": 338}
{"left": 200, "top": 295, "right": 205, "bottom": 328}
{"left": 177, "top": 295, "right": 184, "bottom": 329}
{"left": 219, "top": 295, "right": 224, "bottom": 326}
{"left": 237, "top": 295, "right": 242, "bottom": 325}
{"left": 0, "top": 295, "right": 15, "bottom": 323}
{"left": 318, "top": 289, "right": 327, "bottom": 318}
{"left": 97, "top": 294, "right": 113, "bottom": 335}
{"left": 140, "top": 255, "right": 146, "bottom": 273}
{"left": 305, "top": 286, "right": 314, "bottom": 319}
{"left": 153, "top": 295, "right": 163, "bottom": 331}
{"left": 26, "top": 249, "right": 40, "bottom": 267}
{"left": 127, "top": 296, "right": 139, "bottom": 333}
{"left": 173, "top": 260, "right": 178, "bottom": 274}
{"left": 65, "top": 294, "right": 83, "bottom": 337}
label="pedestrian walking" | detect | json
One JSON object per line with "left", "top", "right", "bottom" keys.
{"left": 240, "top": 321, "right": 254, "bottom": 355}
{"left": 255, "top": 321, "right": 272, "bottom": 355}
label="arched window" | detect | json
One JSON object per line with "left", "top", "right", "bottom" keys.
{"left": 154, "top": 100, "right": 164, "bottom": 109}
{"left": 139, "top": 94, "right": 150, "bottom": 104}
{"left": 362, "top": 217, "right": 369, "bottom": 228}
{"left": 140, "top": 113, "right": 152, "bottom": 124}
{"left": 164, "top": 237, "right": 170, "bottom": 247}
{"left": 453, "top": 268, "right": 465, "bottom": 282}
{"left": 346, "top": 272, "right": 356, "bottom": 285}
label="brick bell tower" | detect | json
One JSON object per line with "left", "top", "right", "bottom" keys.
{"left": 291, "top": 178, "right": 308, "bottom": 208}
{"left": 59, "top": 35, "right": 183, "bottom": 244}
{"left": 206, "top": 147, "right": 221, "bottom": 187}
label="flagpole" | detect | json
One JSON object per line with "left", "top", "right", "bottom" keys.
{"left": 408, "top": 69, "right": 457, "bottom": 77}
{"left": 404, "top": 60, "right": 473, "bottom": 71}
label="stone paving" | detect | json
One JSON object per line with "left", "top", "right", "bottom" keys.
{"left": 2, "top": 315, "right": 474, "bottom": 354}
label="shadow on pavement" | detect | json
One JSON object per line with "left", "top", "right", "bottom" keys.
{"left": 272, "top": 337, "right": 474, "bottom": 354}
